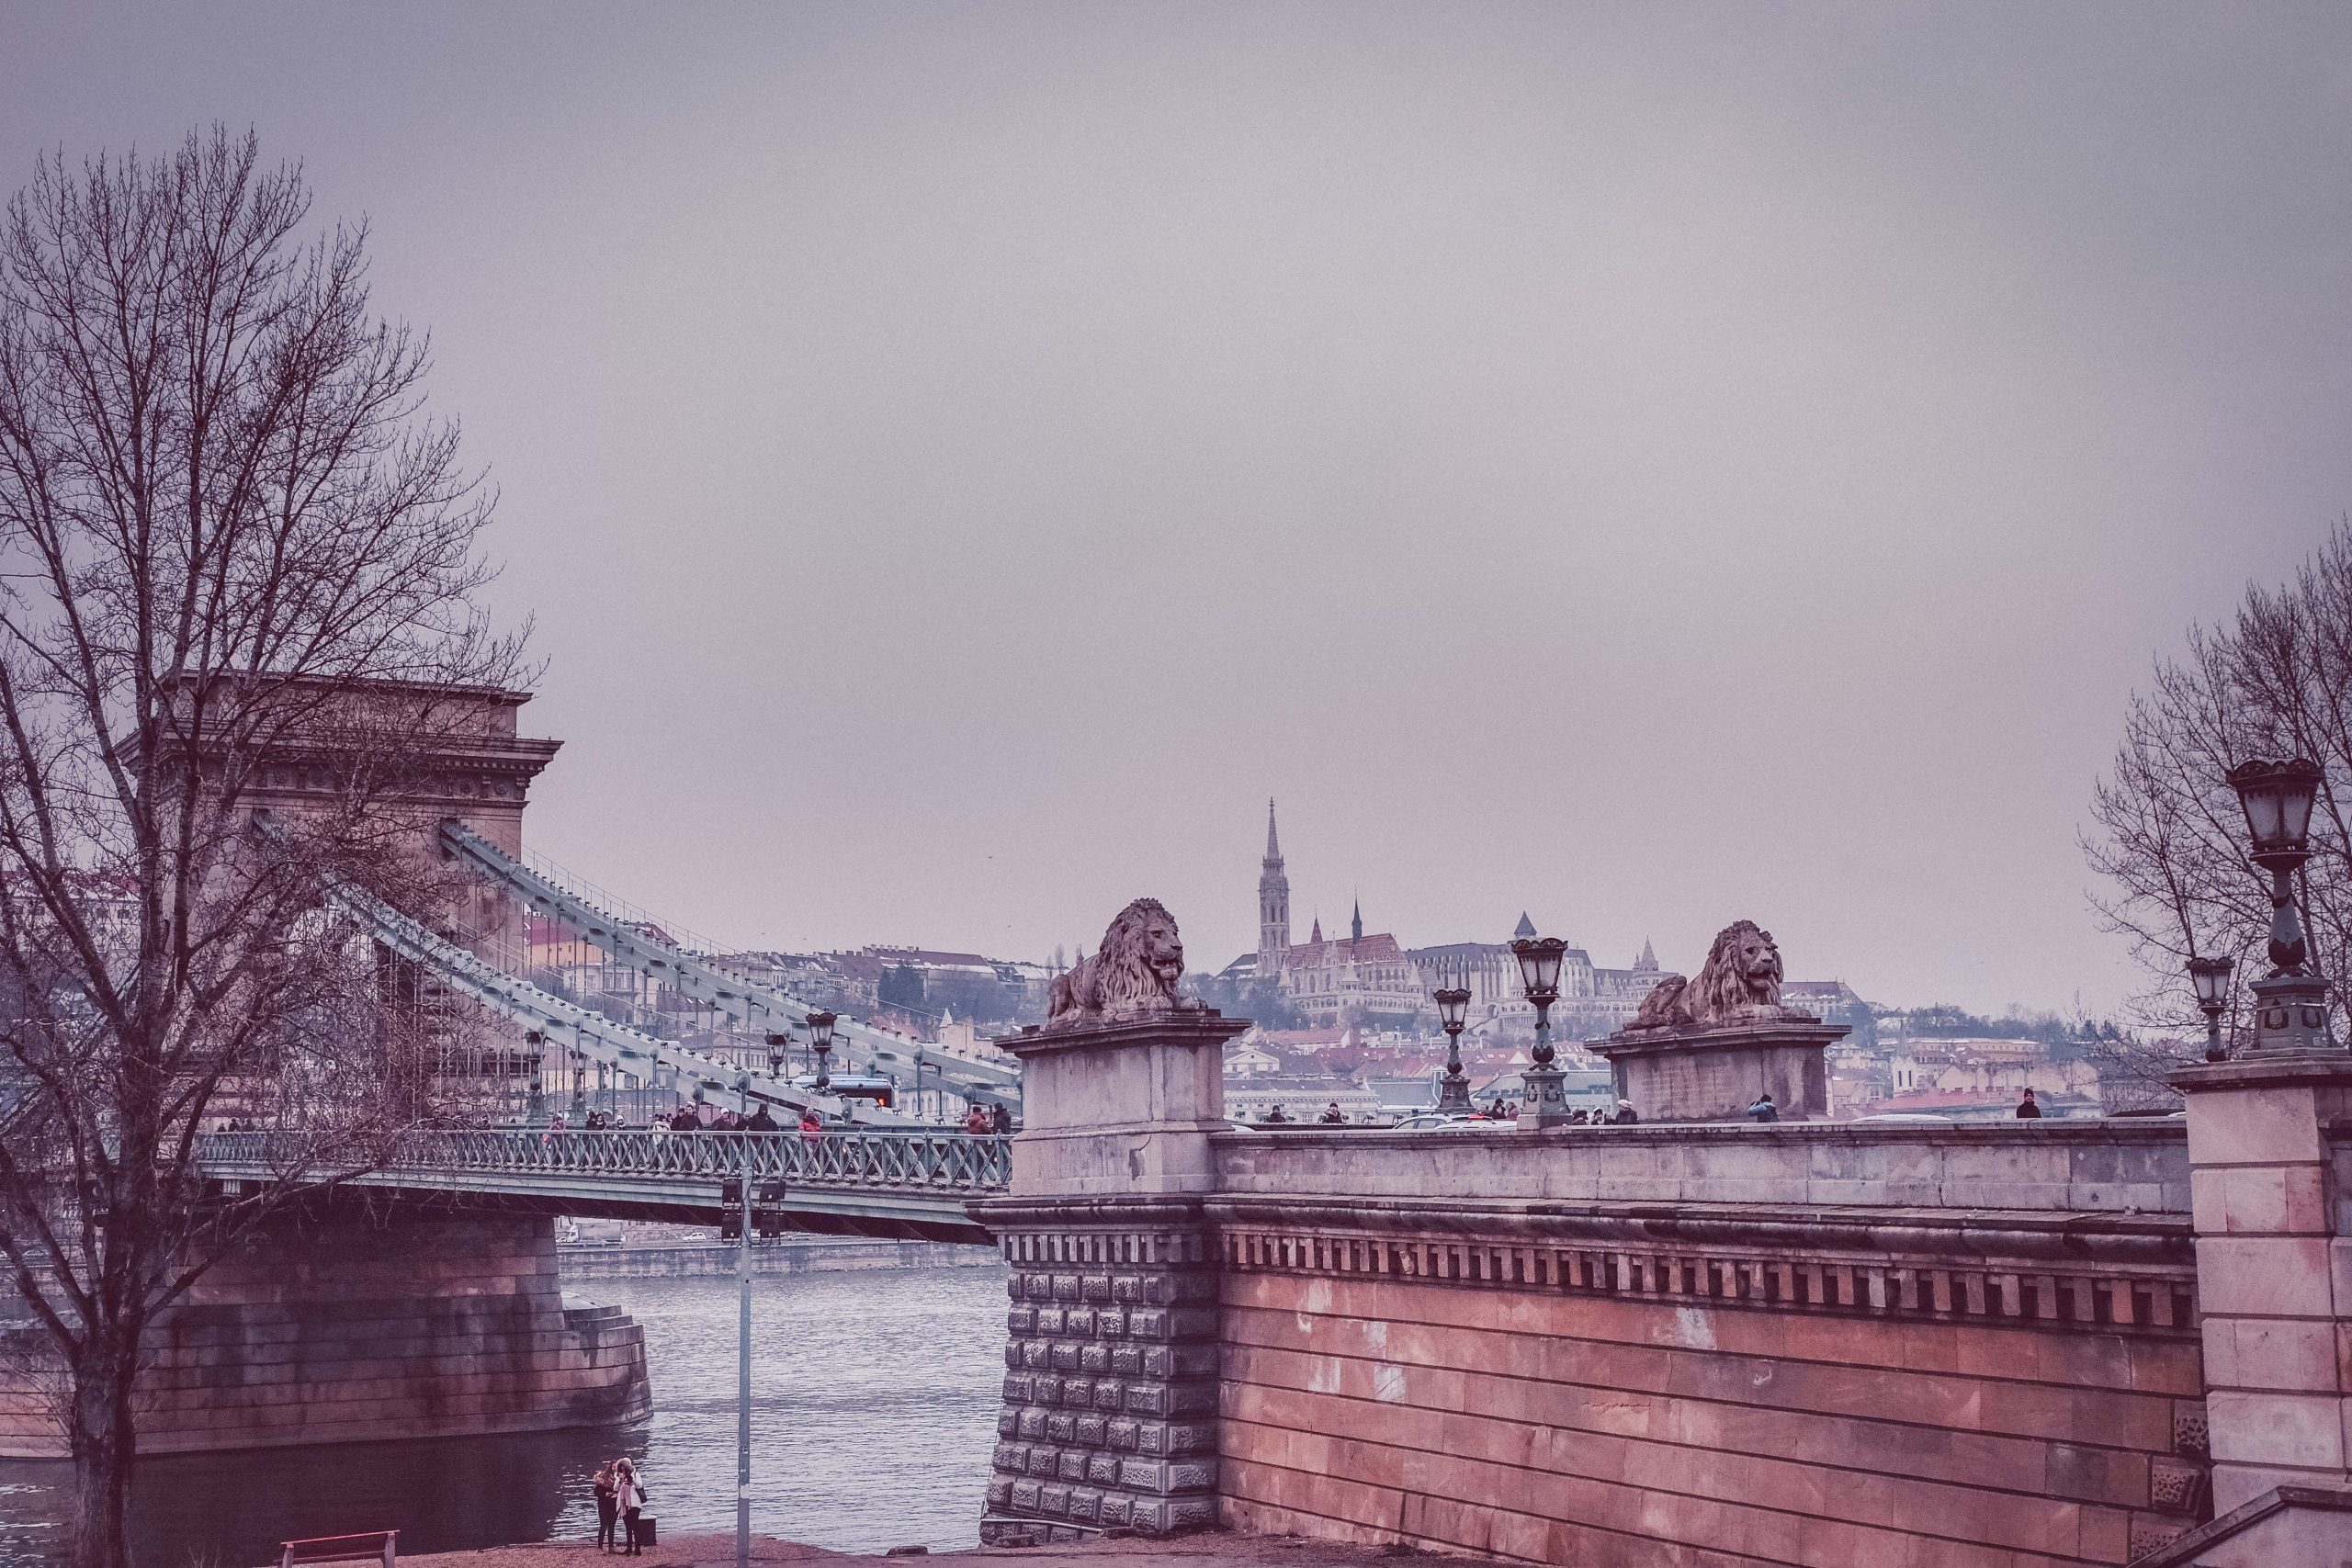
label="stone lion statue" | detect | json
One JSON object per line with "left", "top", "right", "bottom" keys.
{"left": 1047, "top": 897, "right": 1188, "bottom": 1025}
{"left": 1629, "top": 919, "right": 1799, "bottom": 1030}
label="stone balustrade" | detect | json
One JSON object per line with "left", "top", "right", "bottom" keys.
{"left": 1213, "top": 1120, "right": 2190, "bottom": 1213}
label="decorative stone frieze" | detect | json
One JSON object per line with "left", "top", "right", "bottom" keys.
{"left": 1210, "top": 1199, "right": 2199, "bottom": 1338}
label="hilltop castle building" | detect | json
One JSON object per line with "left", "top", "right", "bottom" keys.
{"left": 1226, "top": 802, "right": 1669, "bottom": 1034}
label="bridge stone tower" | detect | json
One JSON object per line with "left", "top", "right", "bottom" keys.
{"left": 976, "top": 899, "right": 1247, "bottom": 1541}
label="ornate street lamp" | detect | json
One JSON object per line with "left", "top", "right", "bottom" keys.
{"left": 913, "top": 1044, "right": 930, "bottom": 1122}
{"left": 2223, "top": 757, "right": 2335, "bottom": 1053}
{"left": 2187, "top": 956, "right": 2234, "bottom": 1063}
{"left": 806, "top": 1010, "right": 837, "bottom": 1091}
{"left": 568, "top": 1043, "right": 589, "bottom": 1123}
{"left": 1511, "top": 935, "right": 1571, "bottom": 1129}
{"left": 764, "top": 1032, "right": 788, "bottom": 1077}
{"left": 1432, "top": 986, "right": 1473, "bottom": 1115}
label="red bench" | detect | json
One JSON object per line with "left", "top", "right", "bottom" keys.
{"left": 281, "top": 1531, "right": 397, "bottom": 1568}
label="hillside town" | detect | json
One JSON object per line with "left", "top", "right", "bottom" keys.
{"left": 523, "top": 799, "right": 2111, "bottom": 1124}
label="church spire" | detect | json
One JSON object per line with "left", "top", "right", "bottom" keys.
{"left": 1513, "top": 911, "right": 1536, "bottom": 941}
{"left": 1351, "top": 897, "right": 1363, "bottom": 943}
{"left": 1637, "top": 937, "right": 1657, "bottom": 970}
{"left": 1257, "top": 798, "right": 1291, "bottom": 978}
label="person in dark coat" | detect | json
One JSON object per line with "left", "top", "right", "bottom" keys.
{"left": 593, "top": 1461, "right": 619, "bottom": 1552}
{"left": 1747, "top": 1093, "right": 1779, "bottom": 1123}
{"left": 1611, "top": 1100, "right": 1639, "bottom": 1125}
{"left": 2015, "top": 1089, "right": 2043, "bottom": 1119}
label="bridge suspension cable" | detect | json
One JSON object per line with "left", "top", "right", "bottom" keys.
{"left": 438, "top": 821, "right": 1021, "bottom": 1110}
{"left": 325, "top": 868, "right": 840, "bottom": 1119}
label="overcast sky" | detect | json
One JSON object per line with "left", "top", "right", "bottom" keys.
{"left": 6, "top": 3, "right": 2350, "bottom": 1013}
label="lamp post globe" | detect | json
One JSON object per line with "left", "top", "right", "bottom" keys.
{"left": 1432, "top": 986, "right": 1473, "bottom": 1115}
{"left": 913, "top": 1044, "right": 929, "bottom": 1122}
{"left": 764, "top": 1032, "right": 787, "bottom": 1078}
{"left": 1510, "top": 935, "right": 1572, "bottom": 1129}
{"left": 2222, "top": 758, "right": 2335, "bottom": 1053}
{"left": 806, "top": 1010, "right": 837, "bottom": 1091}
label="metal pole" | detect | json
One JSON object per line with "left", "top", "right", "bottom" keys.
{"left": 737, "top": 1075, "right": 752, "bottom": 1568}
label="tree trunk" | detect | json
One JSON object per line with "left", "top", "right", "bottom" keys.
{"left": 67, "top": 1341, "right": 139, "bottom": 1568}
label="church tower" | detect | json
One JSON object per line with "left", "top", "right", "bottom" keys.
{"left": 1258, "top": 799, "right": 1291, "bottom": 979}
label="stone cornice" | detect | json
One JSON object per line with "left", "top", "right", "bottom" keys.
{"left": 996, "top": 1011, "right": 1250, "bottom": 1057}
{"left": 1202, "top": 1191, "right": 2191, "bottom": 1269}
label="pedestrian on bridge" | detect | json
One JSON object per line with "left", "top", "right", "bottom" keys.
{"left": 965, "top": 1103, "right": 991, "bottom": 1135}
{"left": 745, "top": 1103, "right": 779, "bottom": 1133}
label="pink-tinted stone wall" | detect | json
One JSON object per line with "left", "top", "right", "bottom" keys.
{"left": 1218, "top": 1260, "right": 2206, "bottom": 1565}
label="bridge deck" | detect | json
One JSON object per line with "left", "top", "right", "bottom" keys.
{"left": 197, "top": 1128, "right": 1011, "bottom": 1242}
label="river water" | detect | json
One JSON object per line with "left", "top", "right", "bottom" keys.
{"left": 0, "top": 1260, "right": 1010, "bottom": 1567}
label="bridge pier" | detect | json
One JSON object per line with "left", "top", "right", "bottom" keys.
{"left": 1, "top": 1200, "right": 649, "bottom": 1458}
{"left": 974, "top": 1010, "right": 1245, "bottom": 1542}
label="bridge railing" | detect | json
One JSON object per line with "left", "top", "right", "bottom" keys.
{"left": 194, "top": 1128, "right": 1013, "bottom": 1194}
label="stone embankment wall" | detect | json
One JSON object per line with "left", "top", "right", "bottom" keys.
{"left": 1208, "top": 1124, "right": 2205, "bottom": 1566}
{"left": 560, "top": 1237, "right": 999, "bottom": 1279}
{"left": 0, "top": 1206, "right": 650, "bottom": 1458}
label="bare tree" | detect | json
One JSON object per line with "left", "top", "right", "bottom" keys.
{"left": 2085, "top": 520, "right": 2352, "bottom": 1101}
{"left": 0, "top": 129, "right": 527, "bottom": 1568}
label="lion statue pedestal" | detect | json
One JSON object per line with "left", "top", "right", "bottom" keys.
{"left": 974, "top": 898, "right": 1243, "bottom": 1545}
{"left": 1589, "top": 919, "right": 1846, "bottom": 1122}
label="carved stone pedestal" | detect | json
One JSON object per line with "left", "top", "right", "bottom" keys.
{"left": 972, "top": 1198, "right": 1221, "bottom": 1541}
{"left": 972, "top": 958, "right": 1246, "bottom": 1542}
{"left": 1516, "top": 1064, "right": 1572, "bottom": 1130}
{"left": 1589, "top": 1018, "right": 1841, "bottom": 1122}
{"left": 2168, "top": 1051, "right": 2352, "bottom": 1518}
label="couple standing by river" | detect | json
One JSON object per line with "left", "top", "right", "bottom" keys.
{"left": 592, "top": 1458, "right": 649, "bottom": 1554}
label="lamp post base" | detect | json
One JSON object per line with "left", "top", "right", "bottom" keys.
{"left": 1516, "top": 1066, "right": 1572, "bottom": 1130}
{"left": 2246, "top": 973, "right": 2337, "bottom": 1054}
{"left": 1434, "top": 1071, "right": 1473, "bottom": 1115}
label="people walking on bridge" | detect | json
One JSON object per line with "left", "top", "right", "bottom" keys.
{"left": 965, "top": 1103, "right": 990, "bottom": 1135}
{"left": 614, "top": 1458, "right": 647, "bottom": 1554}
{"left": 593, "top": 1461, "right": 619, "bottom": 1551}
{"left": 745, "top": 1102, "right": 779, "bottom": 1133}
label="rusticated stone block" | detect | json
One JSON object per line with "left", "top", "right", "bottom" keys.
{"left": 1118, "top": 1457, "right": 1216, "bottom": 1493}
{"left": 978, "top": 1197, "right": 1220, "bottom": 1541}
